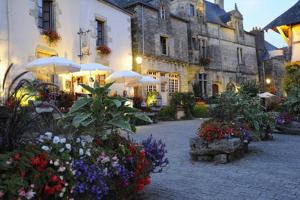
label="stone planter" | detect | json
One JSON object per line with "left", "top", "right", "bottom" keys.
{"left": 276, "top": 121, "right": 300, "bottom": 135}
{"left": 176, "top": 107, "right": 185, "bottom": 120}
{"left": 189, "top": 137, "right": 248, "bottom": 164}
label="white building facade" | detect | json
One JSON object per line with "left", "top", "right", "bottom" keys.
{"left": 0, "top": 0, "right": 133, "bottom": 97}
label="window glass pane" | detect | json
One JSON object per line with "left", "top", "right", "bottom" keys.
{"left": 96, "top": 20, "right": 105, "bottom": 46}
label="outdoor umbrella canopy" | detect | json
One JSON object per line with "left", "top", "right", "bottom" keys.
{"left": 105, "top": 70, "right": 142, "bottom": 84}
{"left": 72, "top": 63, "right": 112, "bottom": 76}
{"left": 26, "top": 57, "right": 80, "bottom": 74}
{"left": 126, "top": 76, "right": 160, "bottom": 87}
{"left": 258, "top": 92, "right": 275, "bottom": 98}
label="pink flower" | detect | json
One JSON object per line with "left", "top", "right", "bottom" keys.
{"left": 0, "top": 191, "right": 5, "bottom": 198}
{"left": 18, "top": 189, "right": 26, "bottom": 197}
{"left": 25, "top": 190, "right": 36, "bottom": 200}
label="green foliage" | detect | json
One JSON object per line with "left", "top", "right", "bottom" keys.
{"left": 170, "top": 92, "right": 195, "bottom": 119}
{"left": 146, "top": 91, "right": 158, "bottom": 107}
{"left": 192, "top": 82, "right": 201, "bottom": 98}
{"left": 157, "top": 106, "right": 176, "bottom": 121}
{"left": 59, "top": 82, "right": 152, "bottom": 136}
{"left": 239, "top": 80, "right": 259, "bottom": 97}
{"left": 210, "top": 91, "right": 276, "bottom": 133}
{"left": 284, "top": 62, "right": 300, "bottom": 93}
{"left": 284, "top": 87, "right": 300, "bottom": 116}
{"left": 192, "top": 104, "right": 209, "bottom": 118}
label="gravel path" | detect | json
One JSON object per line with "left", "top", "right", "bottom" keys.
{"left": 133, "top": 119, "right": 300, "bottom": 200}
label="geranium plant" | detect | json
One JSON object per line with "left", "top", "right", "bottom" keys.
{"left": 97, "top": 45, "right": 111, "bottom": 55}
{"left": 43, "top": 30, "right": 61, "bottom": 44}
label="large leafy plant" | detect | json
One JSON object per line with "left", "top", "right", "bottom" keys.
{"left": 59, "top": 82, "right": 151, "bottom": 136}
{"left": 284, "top": 62, "right": 300, "bottom": 93}
{"left": 284, "top": 87, "right": 300, "bottom": 116}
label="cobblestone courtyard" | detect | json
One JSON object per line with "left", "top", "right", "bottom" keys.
{"left": 134, "top": 119, "right": 300, "bottom": 200}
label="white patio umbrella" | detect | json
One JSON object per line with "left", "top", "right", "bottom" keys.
{"left": 105, "top": 70, "right": 142, "bottom": 84}
{"left": 73, "top": 63, "right": 112, "bottom": 76}
{"left": 126, "top": 76, "right": 160, "bottom": 87}
{"left": 258, "top": 92, "right": 275, "bottom": 98}
{"left": 26, "top": 57, "right": 80, "bottom": 74}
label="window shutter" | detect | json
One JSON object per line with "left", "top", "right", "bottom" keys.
{"left": 38, "top": 0, "right": 43, "bottom": 28}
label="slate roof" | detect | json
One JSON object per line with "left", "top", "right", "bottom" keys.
{"left": 264, "top": 0, "right": 300, "bottom": 30}
{"left": 265, "top": 41, "right": 278, "bottom": 51}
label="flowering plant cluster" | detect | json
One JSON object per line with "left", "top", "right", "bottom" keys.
{"left": 43, "top": 30, "right": 61, "bottom": 44}
{"left": 199, "top": 120, "right": 252, "bottom": 143}
{"left": 200, "top": 57, "right": 211, "bottom": 66}
{"left": 0, "top": 132, "right": 168, "bottom": 200}
{"left": 96, "top": 45, "right": 111, "bottom": 55}
{"left": 276, "top": 113, "right": 293, "bottom": 125}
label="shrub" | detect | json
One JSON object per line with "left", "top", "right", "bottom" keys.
{"left": 239, "top": 80, "right": 259, "bottom": 97}
{"left": 284, "top": 62, "right": 300, "bottom": 93}
{"left": 170, "top": 92, "right": 195, "bottom": 119}
{"left": 157, "top": 106, "right": 176, "bottom": 121}
{"left": 192, "top": 103, "right": 209, "bottom": 118}
{"left": 146, "top": 91, "right": 158, "bottom": 107}
{"left": 284, "top": 87, "right": 300, "bottom": 116}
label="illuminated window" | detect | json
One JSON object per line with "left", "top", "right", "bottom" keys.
{"left": 147, "top": 72, "right": 157, "bottom": 92}
{"left": 169, "top": 74, "right": 179, "bottom": 94}
{"left": 96, "top": 74, "right": 106, "bottom": 86}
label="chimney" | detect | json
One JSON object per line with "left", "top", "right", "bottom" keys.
{"left": 214, "top": 0, "right": 224, "bottom": 9}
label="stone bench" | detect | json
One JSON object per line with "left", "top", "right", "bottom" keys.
{"left": 190, "top": 137, "right": 248, "bottom": 164}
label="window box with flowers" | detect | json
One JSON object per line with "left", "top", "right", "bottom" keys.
{"left": 200, "top": 57, "right": 211, "bottom": 66}
{"left": 97, "top": 45, "right": 112, "bottom": 55}
{"left": 42, "top": 30, "right": 61, "bottom": 45}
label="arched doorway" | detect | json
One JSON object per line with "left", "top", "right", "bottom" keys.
{"left": 212, "top": 84, "right": 219, "bottom": 97}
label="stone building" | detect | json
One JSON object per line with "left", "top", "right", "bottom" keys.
{"left": 251, "top": 28, "right": 288, "bottom": 95}
{"left": 110, "top": 0, "right": 258, "bottom": 103}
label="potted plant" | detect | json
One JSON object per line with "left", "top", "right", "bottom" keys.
{"left": 97, "top": 45, "right": 111, "bottom": 55}
{"left": 43, "top": 30, "right": 61, "bottom": 45}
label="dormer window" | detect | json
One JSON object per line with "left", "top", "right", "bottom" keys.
{"left": 38, "top": 0, "right": 54, "bottom": 31}
{"left": 189, "top": 4, "right": 195, "bottom": 17}
{"left": 160, "top": 6, "right": 166, "bottom": 19}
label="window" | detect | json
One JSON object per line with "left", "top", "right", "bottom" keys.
{"left": 160, "top": 36, "right": 168, "bottom": 55}
{"left": 189, "top": 4, "right": 195, "bottom": 17}
{"left": 169, "top": 74, "right": 179, "bottom": 94}
{"left": 96, "top": 75, "right": 106, "bottom": 86}
{"left": 96, "top": 20, "right": 105, "bottom": 46}
{"left": 198, "top": 73, "right": 208, "bottom": 97}
{"left": 38, "top": 0, "right": 54, "bottom": 30}
{"left": 160, "top": 6, "right": 166, "bottom": 19}
{"left": 237, "top": 47, "right": 244, "bottom": 64}
{"left": 192, "top": 37, "right": 199, "bottom": 50}
{"left": 200, "top": 39, "right": 207, "bottom": 58}
{"left": 147, "top": 72, "right": 157, "bottom": 92}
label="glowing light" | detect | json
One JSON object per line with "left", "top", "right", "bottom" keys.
{"left": 136, "top": 56, "right": 143, "bottom": 65}
{"left": 266, "top": 78, "right": 271, "bottom": 85}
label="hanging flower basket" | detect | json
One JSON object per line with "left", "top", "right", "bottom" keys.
{"left": 43, "top": 30, "right": 61, "bottom": 44}
{"left": 200, "top": 57, "right": 211, "bottom": 66}
{"left": 97, "top": 45, "right": 112, "bottom": 55}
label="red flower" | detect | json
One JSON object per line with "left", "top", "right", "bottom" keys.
{"left": 13, "top": 153, "right": 20, "bottom": 161}
{"left": 31, "top": 154, "right": 48, "bottom": 172}
{"left": 139, "top": 150, "right": 146, "bottom": 157}
{"left": 44, "top": 176, "right": 64, "bottom": 196}
{"left": 97, "top": 45, "right": 111, "bottom": 55}
{"left": 136, "top": 184, "right": 145, "bottom": 191}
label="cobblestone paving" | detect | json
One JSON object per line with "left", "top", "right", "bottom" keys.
{"left": 133, "top": 119, "right": 300, "bottom": 200}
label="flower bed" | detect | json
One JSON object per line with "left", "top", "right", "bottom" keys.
{"left": 0, "top": 132, "right": 168, "bottom": 199}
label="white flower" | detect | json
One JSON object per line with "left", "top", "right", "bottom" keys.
{"left": 59, "top": 148, "right": 65, "bottom": 153}
{"left": 60, "top": 176, "right": 64, "bottom": 180}
{"left": 25, "top": 190, "right": 36, "bottom": 200}
{"left": 44, "top": 132, "right": 53, "bottom": 139}
{"left": 65, "top": 182, "right": 69, "bottom": 186}
{"left": 112, "top": 156, "right": 118, "bottom": 161}
{"left": 79, "top": 148, "right": 84, "bottom": 156}
{"left": 59, "top": 192, "right": 64, "bottom": 197}
{"left": 65, "top": 144, "right": 71, "bottom": 150}
{"left": 30, "top": 184, "right": 35, "bottom": 188}
{"left": 6, "top": 159, "right": 12, "bottom": 165}
{"left": 101, "top": 157, "right": 110, "bottom": 164}
{"left": 58, "top": 166, "right": 66, "bottom": 172}
{"left": 53, "top": 136, "right": 60, "bottom": 144}
{"left": 85, "top": 149, "right": 91, "bottom": 157}
{"left": 81, "top": 141, "right": 86, "bottom": 147}
{"left": 103, "top": 168, "right": 108, "bottom": 176}
{"left": 54, "top": 160, "right": 60, "bottom": 166}
{"left": 76, "top": 138, "right": 81, "bottom": 143}
{"left": 66, "top": 161, "right": 70, "bottom": 165}
{"left": 62, "top": 187, "right": 66, "bottom": 193}
{"left": 60, "top": 138, "right": 66, "bottom": 144}
{"left": 50, "top": 160, "right": 53, "bottom": 164}
{"left": 41, "top": 146, "right": 50, "bottom": 152}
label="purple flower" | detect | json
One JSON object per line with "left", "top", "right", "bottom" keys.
{"left": 142, "top": 135, "right": 169, "bottom": 173}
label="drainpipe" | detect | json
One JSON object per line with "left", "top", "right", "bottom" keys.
{"left": 141, "top": 5, "right": 145, "bottom": 55}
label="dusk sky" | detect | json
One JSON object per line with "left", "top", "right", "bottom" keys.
{"left": 208, "top": 0, "right": 298, "bottom": 48}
